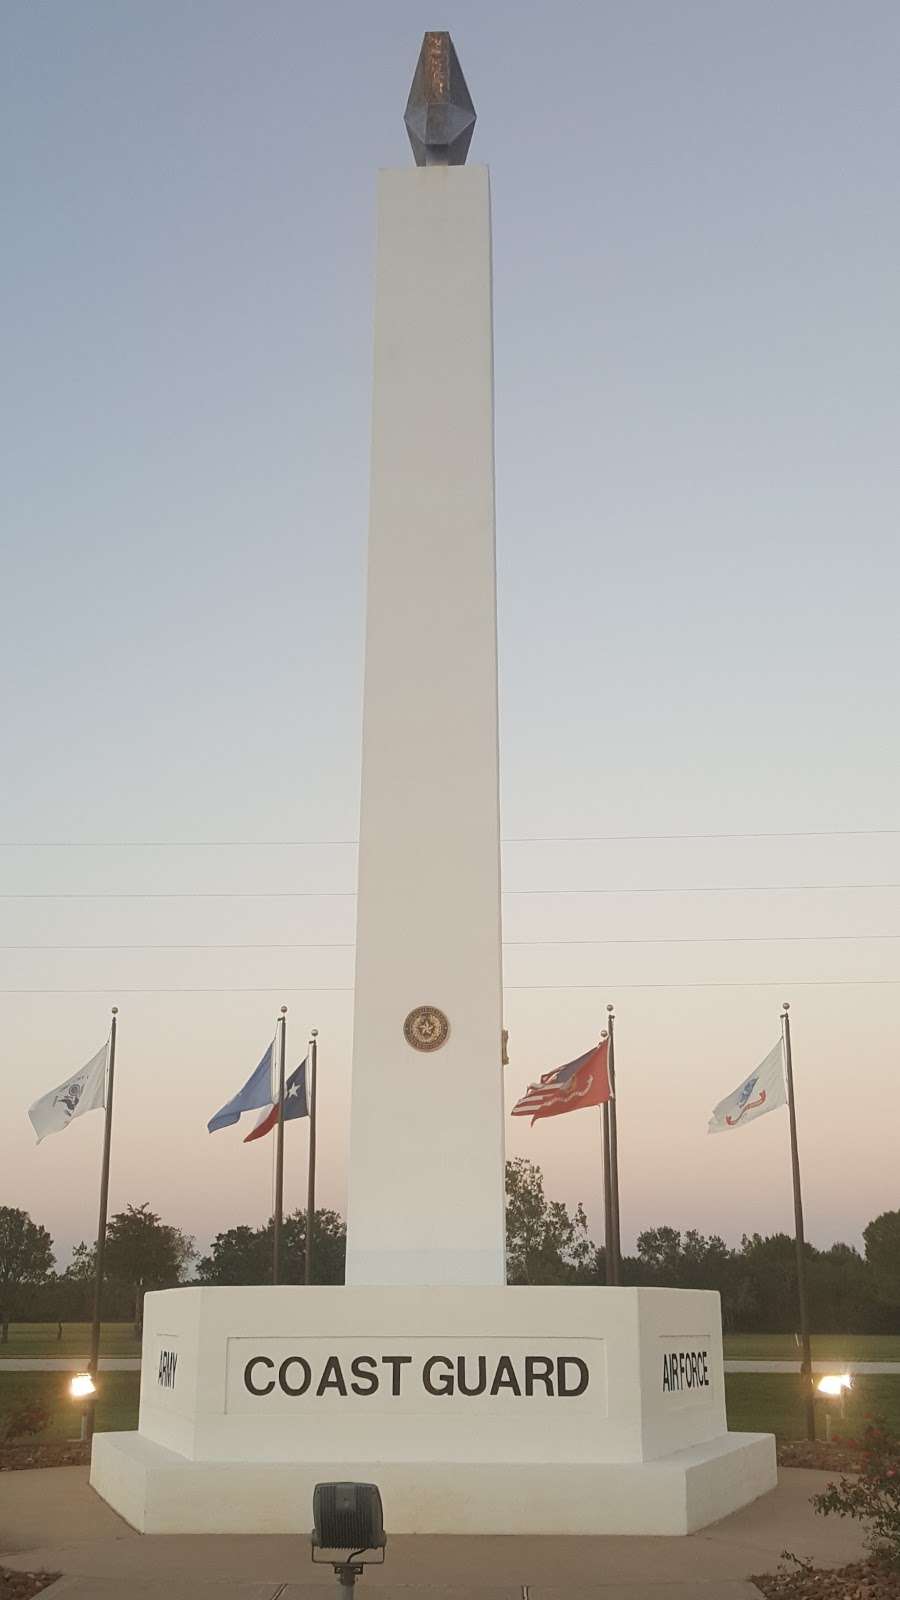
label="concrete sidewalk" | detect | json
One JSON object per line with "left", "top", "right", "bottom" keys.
{"left": 0, "top": 1357, "right": 142, "bottom": 1372}
{"left": 0, "top": 1465, "right": 867, "bottom": 1600}
{"left": 723, "top": 1360, "right": 900, "bottom": 1375}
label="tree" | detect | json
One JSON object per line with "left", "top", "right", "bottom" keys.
{"left": 195, "top": 1226, "right": 266, "bottom": 1285}
{"left": 505, "top": 1157, "right": 595, "bottom": 1285}
{"left": 103, "top": 1204, "right": 196, "bottom": 1333}
{"left": 195, "top": 1209, "right": 346, "bottom": 1286}
{"left": 812, "top": 1242, "right": 872, "bottom": 1334}
{"left": 0, "top": 1207, "right": 55, "bottom": 1341}
{"left": 635, "top": 1226, "right": 686, "bottom": 1281}
{"left": 864, "top": 1210, "right": 900, "bottom": 1314}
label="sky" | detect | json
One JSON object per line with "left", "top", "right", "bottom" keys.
{"left": 2, "top": 0, "right": 899, "bottom": 1269}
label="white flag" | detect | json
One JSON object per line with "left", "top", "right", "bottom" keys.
{"left": 28, "top": 1043, "right": 108, "bottom": 1143}
{"left": 708, "top": 1039, "right": 787, "bottom": 1134}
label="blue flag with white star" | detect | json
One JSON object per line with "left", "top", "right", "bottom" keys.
{"left": 243, "top": 1058, "right": 309, "bottom": 1142}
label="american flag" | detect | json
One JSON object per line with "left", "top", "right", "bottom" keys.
{"left": 511, "top": 1038, "right": 611, "bottom": 1126}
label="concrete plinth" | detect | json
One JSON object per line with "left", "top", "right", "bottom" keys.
{"left": 91, "top": 1430, "right": 775, "bottom": 1537}
{"left": 90, "top": 1284, "right": 776, "bottom": 1535}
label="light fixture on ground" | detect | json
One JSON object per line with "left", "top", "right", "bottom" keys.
{"left": 817, "top": 1373, "right": 852, "bottom": 1440}
{"left": 311, "top": 1482, "right": 386, "bottom": 1595}
{"left": 69, "top": 1372, "right": 96, "bottom": 1441}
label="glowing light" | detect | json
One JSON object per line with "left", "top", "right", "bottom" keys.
{"left": 69, "top": 1372, "right": 96, "bottom": 1400}
{"left": 817, "top": 1373, "right": 852, "bottom": 1397}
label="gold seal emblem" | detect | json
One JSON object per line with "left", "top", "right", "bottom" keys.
{"left": 403, "top": 1005, "right": 450, "bottom": 1052}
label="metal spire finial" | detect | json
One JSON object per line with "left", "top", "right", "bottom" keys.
{"left": 404, "top": 32, "right": 476, "bottom": 167}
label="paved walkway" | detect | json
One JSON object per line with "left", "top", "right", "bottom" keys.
{"left": 0, "top": 1465, "right": 868, "bottom": 1600}
{"left": 0, "top": 1357, "right": 142, "bottom": 1372}
{"left": 723, "top": 1360, "right": 900, "bottom": 1374}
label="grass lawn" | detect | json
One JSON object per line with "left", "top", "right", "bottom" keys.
{"left": 725, "top": 1372, "right": 900, "bottom": 1438}
{"left": 1, "top": 1367, "right": 897, "bottom": 1445}
{"left": 724, "top": 1333, "right": 900, "bottom": 1362}
{"left": 3, "top": 1326, "right": 896, "bottom": 1364}
{"left": 0, "top": 1371, "right": 140, "bottom": 1437}
{"left": 0, "top": 1322, "right": 141, "bottom": 1360}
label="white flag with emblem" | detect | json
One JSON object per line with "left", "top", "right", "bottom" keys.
{"left": 28, "top": 1043, "right": 108, "bottom": 1143}
{"left": 708, "top": 1039, "right": 787, "bottom": 1134}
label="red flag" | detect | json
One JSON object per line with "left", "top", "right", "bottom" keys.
{"left": 511, "top": 1038, "right": 611, "bottom": 1126}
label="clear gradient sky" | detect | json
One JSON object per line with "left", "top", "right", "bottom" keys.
{"left": 2, "top": 1, "right": 899, "bottom": 1268}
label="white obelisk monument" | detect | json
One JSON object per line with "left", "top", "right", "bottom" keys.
{"left": 91, "top": 37, "right": 777, "bottom": 1536}
{"left": 345, "top": 37, "right": 505, "bottom": 1288}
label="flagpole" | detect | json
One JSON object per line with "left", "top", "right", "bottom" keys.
{"left": 606, "top": 1004, "right": 621, "bottom": 1286}
{"left": 84, "top": 1007, "right": 117, "bottom": 1444}
{"left": 272, "top": 1007, "right": 287, "bottom": 1285}
{"left": 600, "top": 1029, "right": 614, "bottom": 1285}
{"left": 781, "top": 1002, "right": 815, "bottom": 1441}
{"left": 304, "top": 1029, "right": 318, "bottom": 1285}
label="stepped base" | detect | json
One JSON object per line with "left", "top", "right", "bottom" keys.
{"left": 91, "top": 1428, "right": 776, "bottom": 1535}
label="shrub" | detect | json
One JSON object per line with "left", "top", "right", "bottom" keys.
{"left": 812, "top": 1418, "right": 900, "bottom": 1566}
{"left": 0, "top": 1400, "right": 51, "bottom": 1442}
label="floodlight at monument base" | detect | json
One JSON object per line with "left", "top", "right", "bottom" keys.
{"left": 69, "top": 1371, "right": 97, "bottom": 1443}
{"left": 817, "top": 1373, "right": 852, "bottom": 1439}
{"left": 311, "top": 1482, "right": 386, "bottom": 1594}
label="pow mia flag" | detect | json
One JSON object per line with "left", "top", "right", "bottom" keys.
{"left": 28, "top": 1043, "right": 108, "bottom": 1143}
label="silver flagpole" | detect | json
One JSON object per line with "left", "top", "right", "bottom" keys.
{"left": 304, "top": 1030, "right": 318, "bottom": 1285}
{"left": 606, "top": 1004, "right": 621, "bottom": 1285}
{"left": 781, "top": 1002, "right": 815, "bottom": 1440}
{"left": 600, "top": 1029, "right": 614, "bottom": 1284}
{"left": 272, "top": 1008, "right": 287, "bottom": 1284}
{"left": 85, "top": 1006, "right": 117, "bottom": 1443}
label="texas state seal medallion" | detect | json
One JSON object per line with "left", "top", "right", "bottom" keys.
{"left": 403, "top": 1005, "right": 450, "bottom": 1052}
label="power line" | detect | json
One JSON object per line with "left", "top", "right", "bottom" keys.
{"left": 0, "top": 891, "right": 357, "bottom": 900}
{"left": 3, "top": 883, "right": 900, "bottom": 900}
{"left": 505, "top": 884, "right": 900, "bottom": 896}
{"left": 0, "top": 942, "right": 357, "bottom": 950}
{"left": 2, "top": 978, "right": 900, "bottom": 994}
{"left": 0, "top": 826, "right": 898, "bottom": 846}
{"left": 2, "top": 933, "right": 900, "bottom": 951}
{"left": 505, "top": 829, "right": 900, "bottom": 843}
{"left": 508, "top": 933, "right": 900, "bottom": 944}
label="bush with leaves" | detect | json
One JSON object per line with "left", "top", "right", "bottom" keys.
{"left": 0, "top": 1400, "right": 51, "bottom": 1443}
{"left": 813, "top": 1418, "right": 900, "bottom": 1566}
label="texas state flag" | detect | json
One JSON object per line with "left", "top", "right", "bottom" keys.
{"left": 207, "top": 1043, "right": 275, "bottom": 1135}
{"left": 243, "top": 1058, "right": 309, "bottom": 1142}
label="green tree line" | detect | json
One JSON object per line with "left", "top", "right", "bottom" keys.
{"left": 2, "top": 1160, "right": 898, "bottom": 1335}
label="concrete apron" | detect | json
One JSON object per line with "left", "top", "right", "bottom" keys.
{"left": 0, "top": 1466, "right": 869, "bottom": 1598}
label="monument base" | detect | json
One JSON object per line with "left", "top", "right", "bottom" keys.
{"left": 92, "top": 1428, "right": 775, "bottom": 1535}
{"left": 90, "top": 1285, "right": 777, "bottom": 1535}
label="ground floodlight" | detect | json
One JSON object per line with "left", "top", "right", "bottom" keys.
{"left": 69, "top": 1373, "right": 96, "bottom": 1400}
{"left": 311, "top": 1482, "right": 386, "bottom": 1593}
{"left": 817, "top": 1372, "right": 853, "bottom": 1438}
{"left": 817, "top": 1373, "right": 852, "bottom": 1398}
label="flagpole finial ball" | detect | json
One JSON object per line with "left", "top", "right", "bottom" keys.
{"left": 111, "top": 1006, "right": 118, "bottom": 1015}
{"left": 606, "top": 1003, "right": 614, "bottom": 1013}
{"left": 782, "top": 1001, "right": 790, "bottom": 1012}
{"left": 311, "top": 1028, "right": 318, "bottom": 1037}
{"left": 280, "top": 1006, "right": 287, "bottom": 1015}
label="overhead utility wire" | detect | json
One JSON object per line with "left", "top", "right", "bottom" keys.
{"left": 0, "top": 826, "right": 898, "bottom": 846}
{"left": 4, "top": 883, "right": 900, "bottom": 900}
{"left": 3, "top": 978, "right": 900, "bottom": 995}
{"left": 3, "top": 933, "right": 900, "bottom": 951}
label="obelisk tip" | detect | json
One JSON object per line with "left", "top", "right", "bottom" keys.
{"left": 404, "top": 32, "right": 476, "bottom": 167}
